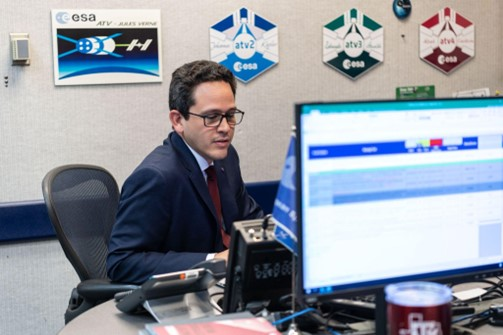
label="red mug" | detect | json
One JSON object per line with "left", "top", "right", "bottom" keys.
{"left": 385, "top": 281, "right": 452, "bottom": 335}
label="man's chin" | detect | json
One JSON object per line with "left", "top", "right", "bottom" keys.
{"left": 210, "top": 149, "right": 229, "bottom": 161}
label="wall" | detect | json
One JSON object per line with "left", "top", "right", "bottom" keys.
{"left": 1, "top": 1, "right": 502, "bottom": 334}
{"left": 1, "top": 0, "right": 502, "bottom": 203}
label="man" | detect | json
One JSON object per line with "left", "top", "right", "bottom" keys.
{"left": 107, "top": 60, "right": 264, "bottom": 284}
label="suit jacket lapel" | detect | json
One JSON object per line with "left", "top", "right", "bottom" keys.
{"left": 170, "top": 132, "right": 219, "bottom": 223}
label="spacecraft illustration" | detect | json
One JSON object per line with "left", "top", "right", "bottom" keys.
{"left": 57, "top": 33, "right": 123, "bottom": 58}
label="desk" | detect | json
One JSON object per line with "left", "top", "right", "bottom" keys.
{"left": 58, "top": 299, "right": 153, "bottom": 335}
{"left": 58, "top": 298, "right": 503, "bottom": 335}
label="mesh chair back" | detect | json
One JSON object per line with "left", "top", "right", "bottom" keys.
{"left": 42, "top": 165, "right": 119, "bottom": 281}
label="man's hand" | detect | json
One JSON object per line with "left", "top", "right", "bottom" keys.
{"left": 214, "top": 249, "right": 229, "bottom": 264}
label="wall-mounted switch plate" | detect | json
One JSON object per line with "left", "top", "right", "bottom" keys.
{"left": 10, "top": 33, "right": 30, "bottom": 65}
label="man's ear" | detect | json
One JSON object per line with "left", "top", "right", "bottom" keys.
{"left": 169, "top": 110, "right": 184, "bottom": 133}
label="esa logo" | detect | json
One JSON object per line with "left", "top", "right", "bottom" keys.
{"left": 438, "top": 55, "right": 458, "bottom": 65}
{"left": 342, "top": 59, "right": 365, "bottom": 70}
{"left": 55, "top": 12, "right": 96, "bottom": 24}
{"left": 233, "top": 61, "right": 258, "bottom": 72}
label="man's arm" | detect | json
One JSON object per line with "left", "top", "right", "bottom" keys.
{"left": 107, "top": 167, "right": 212, "bottom": 284}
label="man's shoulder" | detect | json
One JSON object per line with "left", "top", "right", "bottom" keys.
{"left": 130, "top": 133, "right": 196, "bottom": 179}
{"left": 221, "top": 144, "right": 240, "bottom": 165}
{"left": 139, "top": 132, "right": 186, "bottom": 167}
{"left": 135, "top": 146, "right": 178, "bottom": 175}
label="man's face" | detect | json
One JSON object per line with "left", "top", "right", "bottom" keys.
{"left": 171, "top": 81, "right": 236, "bottom": 163}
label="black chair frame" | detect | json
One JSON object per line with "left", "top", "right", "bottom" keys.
{"left": 42, "top": 164, "right": 137, "bottom": 323}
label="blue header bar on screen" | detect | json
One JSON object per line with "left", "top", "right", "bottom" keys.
{"left": 308, "top": 136, "right": 487, "bottom": 159}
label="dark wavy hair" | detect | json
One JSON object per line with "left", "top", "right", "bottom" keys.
{"left": 169, "top": 60, "right": 237, "bottom": 119}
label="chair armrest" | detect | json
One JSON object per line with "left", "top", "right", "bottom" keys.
{"left": 77, "top": 278, "right": 138, "bottom": 302}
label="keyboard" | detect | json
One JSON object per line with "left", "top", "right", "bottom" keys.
{"left": 329, "top": 295, "right": 377, "bottom": 320}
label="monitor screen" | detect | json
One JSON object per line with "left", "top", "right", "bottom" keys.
{"left": 296, "top": 97, "right": 503, "bottom": 304}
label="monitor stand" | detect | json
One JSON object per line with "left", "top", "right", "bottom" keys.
{"left": 374, "top": 290, "right": 387, "bottom": 335}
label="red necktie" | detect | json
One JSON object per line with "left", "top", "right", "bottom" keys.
{"left": 206, "top": 166, "right": 230, "bottom": 248}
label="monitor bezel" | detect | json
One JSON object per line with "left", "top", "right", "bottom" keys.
{"left": 295, "top": 96, "right": 503, "bottom": 305}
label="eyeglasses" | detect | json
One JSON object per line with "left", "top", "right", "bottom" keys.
{"left": 187, "top": 109, "right": 245, "bottom": 128}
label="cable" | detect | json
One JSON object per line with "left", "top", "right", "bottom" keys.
{"left": 261, "top": 214, "right": 272, "bottom": 240}
{"left": 326, "top": 328, "right": 343, "bottom": 335}
{"left": 271, "top": 307, "right": 316, "bottom": 326}
{"left": 209, "top": 291, "right": 223, "bottom": 313}
{"left": 452, "top": 312, "right": 481, "bottom": 324}
{"left": 450, "top": 279, "right": 503, "bottom": 304}
{"left": 293, "top": 302, "right": 353, "bottom": 331}
{"left": 453, "top": 308, "right": 495, "bottom": 329}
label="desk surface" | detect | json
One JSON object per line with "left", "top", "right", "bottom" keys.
{"left": 58, "top": 298, "right": 503, "bottom": 335}
{"left": 58, "top": 299, "right": 153, "bottom": 335}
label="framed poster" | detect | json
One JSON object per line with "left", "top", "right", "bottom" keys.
{"left": 51, "top": 9, "right": 162, "bottom": 85}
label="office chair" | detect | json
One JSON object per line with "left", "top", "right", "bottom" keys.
{"left": 42, "top": 164, "right": 137, "bottom": 324}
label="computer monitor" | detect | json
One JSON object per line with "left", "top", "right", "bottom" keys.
{"left": 296, "top": 97, "right": 503, "bottom": 332}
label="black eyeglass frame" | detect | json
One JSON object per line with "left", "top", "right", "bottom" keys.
{"left": 187, "top": 109, "right": 245, "bottom": 128}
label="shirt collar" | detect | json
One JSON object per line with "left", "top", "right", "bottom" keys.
{"left": 182, "top": 138, "right": 212, "bottom": 177}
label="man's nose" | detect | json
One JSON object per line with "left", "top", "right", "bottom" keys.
{"left": 217, "top": 116, "right": 231, "bottom": 131}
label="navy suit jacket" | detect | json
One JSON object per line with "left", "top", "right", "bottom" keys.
{"left": 107, "top": 132, "right": 264, "bottom": 284}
